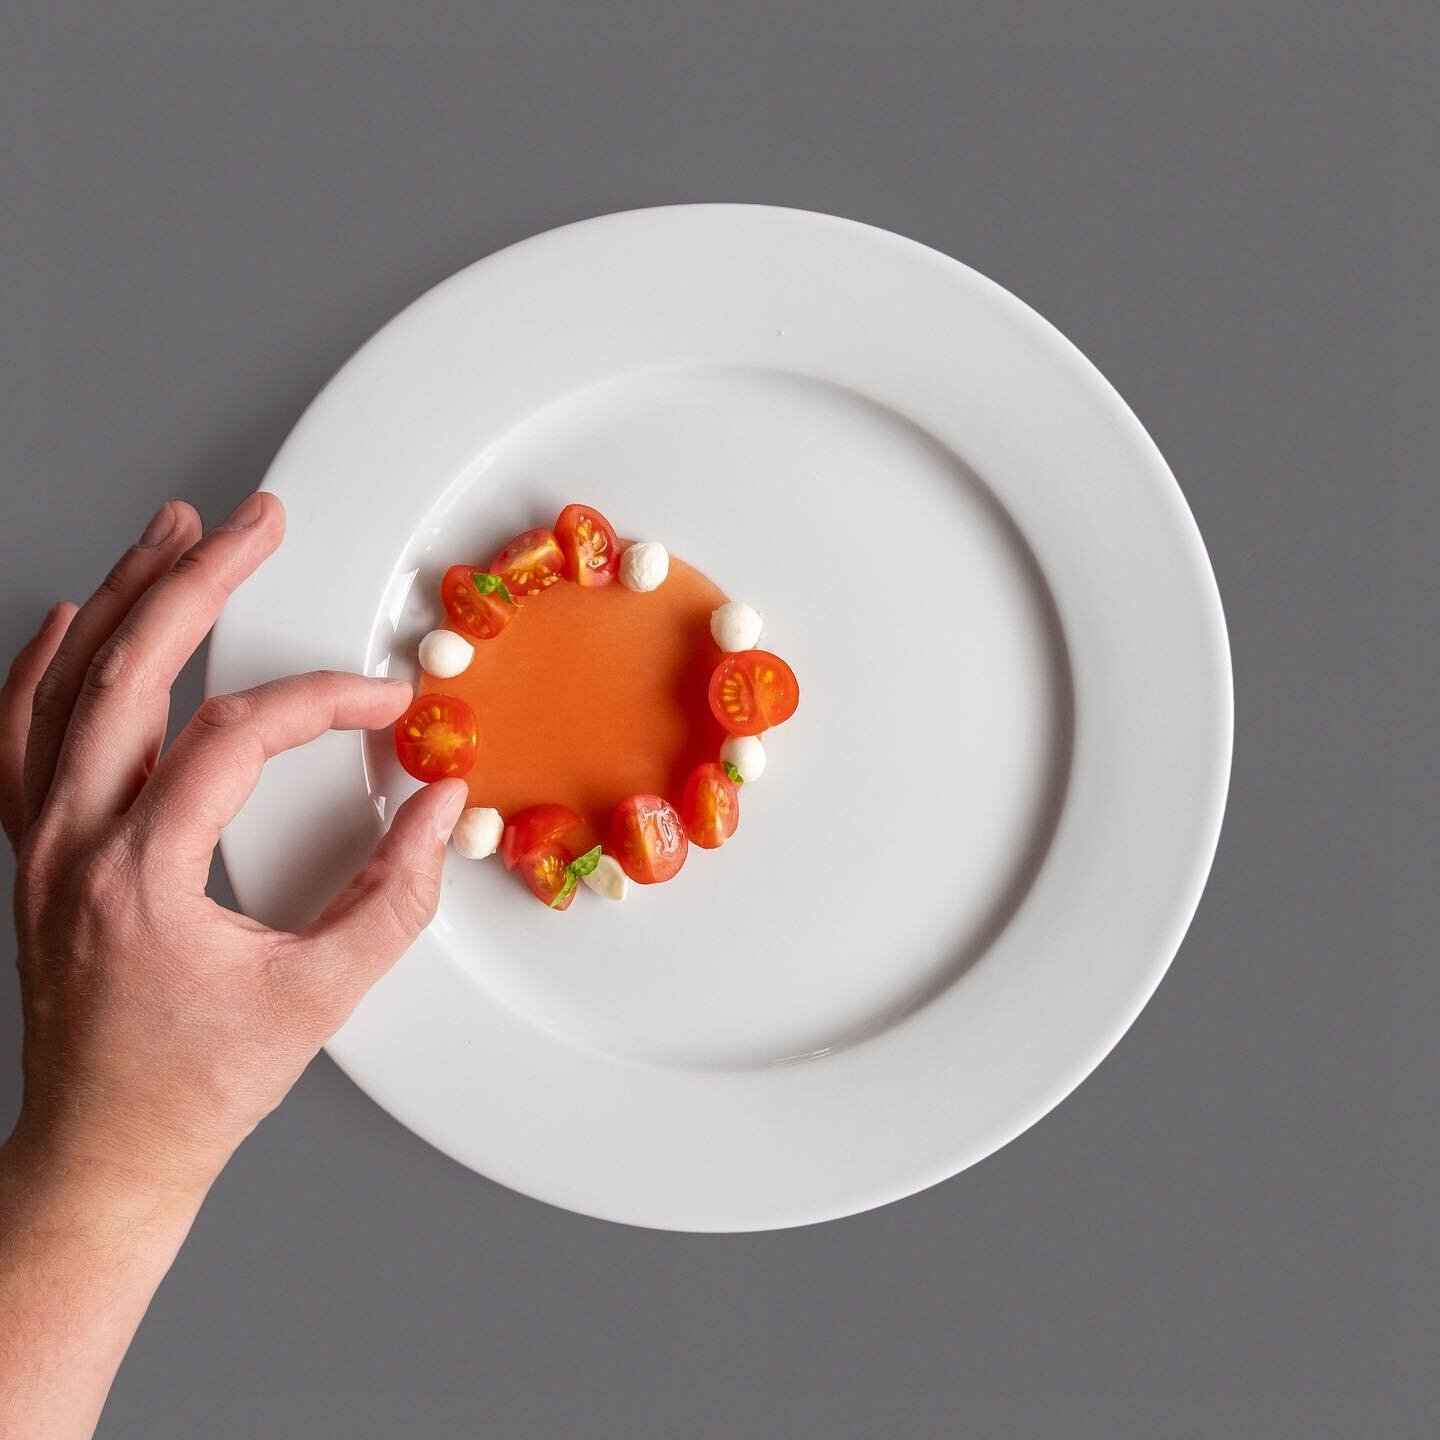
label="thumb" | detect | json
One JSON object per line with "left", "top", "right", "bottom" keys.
{"left": 294, "top": 778, "right": 468, "bottom": 1021}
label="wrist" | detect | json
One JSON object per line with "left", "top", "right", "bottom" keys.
{"left": 0, "top": 1120, "right": 207, "bottom": 1440}
{"left": 1, "top": 1111, "right": 217, "bottom": 1236}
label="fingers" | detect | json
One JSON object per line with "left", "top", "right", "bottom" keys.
{"left": 45, "top": 491, "right": 284, "bottom": 826}
{"left": 134, "top": 671, "right": 414, "bottom": 882}
{"left": 291, "top": 779, "right": 467, "bottom": 1019}
{"left": 22, "top": 501, "right": 202, "bottom": 827}
{"left": 0, "top": 603, "right": 77, "bottom": 846}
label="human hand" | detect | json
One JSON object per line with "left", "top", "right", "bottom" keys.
{"left": 0, "top": 492, "right": 467, "bottom": 1206}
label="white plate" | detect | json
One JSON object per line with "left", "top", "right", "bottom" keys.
{"left": 208, "top": 205, "right": 1231, "bottom": 1231}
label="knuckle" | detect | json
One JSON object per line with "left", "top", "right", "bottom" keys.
{"left": 84, "top": 632, "right": 148, "bottom": 699}
{"left": 14, "top": 834, "right": 52, "bottom": 903}
{"left": 97, "top": 558, "right": 139, "bottom": 602}
{"left": 29, "top": 662, "right": 68, "bottom": 717}
{"left": 193, "top": 690, "right": 258, "bottom": 734}
{"left": 384, "top": 864, "right": 439, "bottom": 934}
{"left": 167, "top": 546, "right": 232, "bottom": 606}
{"left": 75, "top": 839, "right": 128, "bottom": 910}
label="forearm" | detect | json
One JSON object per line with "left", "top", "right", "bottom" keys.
{"left": 0, "top": 1129, "right": 206, "bottom": 1440}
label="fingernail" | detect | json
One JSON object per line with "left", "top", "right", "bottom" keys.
{"left": 434, "top": 783, "right": 468, "bottom": 841}
{"left": 220, "top": 493, "right": 264, "bottom": 531}
{"left": 42, "top": 601, "right": 69, "bottom": 628}
{"left": 138, "top": 501, "right": 177, "bottom": 547}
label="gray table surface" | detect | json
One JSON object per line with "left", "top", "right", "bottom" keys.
{"left": 4, "top": 4, "right": 1435, "bottom": 1436}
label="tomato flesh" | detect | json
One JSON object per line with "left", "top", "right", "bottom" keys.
{"left": 679, "top": 762, "right": 740, "bottom": 849}
{"left": 440, "top": 564, "right": 517, "bottom": 641}
{"left": 394, "top": 694, "right": 479, "bottom": 781}
{"left": 519, "top": 842, "right": 578, "bottom": 910}
{"left": 500, "top": 803, "right": 585, "bottom": 871}
{"left": 610, "top": 794, "right": 688, "bottom": 884}
{"left": 708, "top": 650, "right": 800, "bottom": 736}
{"left": 555, "top": 503, "right": 619, "bottom": 587}
{"left": 490, "top": 528, "right": 565, "bottom": 598}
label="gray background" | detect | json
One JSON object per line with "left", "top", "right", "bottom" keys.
{"left": 3, "top": 3, "right": 1436, "bottom": 1436}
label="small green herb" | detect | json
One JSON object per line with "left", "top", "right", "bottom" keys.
{"left": 723, "top": 760, "right": 744, "bottom": 785}
{"left": 550, "top": 845, "right": 604, "bottom": 907}
{"left": 571, "top": 845, "right": 603, "bottom": 877}
{"left": 472, "top": 571, "right": 516, "bottom": 605}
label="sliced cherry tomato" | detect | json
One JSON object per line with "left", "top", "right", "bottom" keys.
{"left": 489, "top": 527, "right": 566, "bottom": 598}
{"left": 610, "top": 794, "right": 689, "bottom": 884}
{"left": 500, "top": 803, "right": 585, "bottom": 871}
{"left": 708, "top": 650, "right": 800, "bottom": 736}
{"left": 554, "top": 503, "right": 620, "bottom": 587}
{"left": 519, "top": 842, "right": 578, "bottom": 910}
{"left": 679, "top": 762, "right": 740, "bottom": 849}
{"left": 440, "top": 564, "right": 517, "bottom": 641}
{"left": 394, "top": 694, "right": 479, "bottom": 781}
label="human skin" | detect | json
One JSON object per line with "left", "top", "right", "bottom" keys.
{"left": 0, "top": 493, "right": 465, "bottom": 1439}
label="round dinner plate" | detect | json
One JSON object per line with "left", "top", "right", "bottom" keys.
{"left": 208, "top": 205, "right": 1232, "bottom": 1231}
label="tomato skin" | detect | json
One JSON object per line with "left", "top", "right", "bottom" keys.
{"left": 394, "top": 694, "right": 479, "bottom": 782}
{"left": 554, "top": 504, "right": 620, "bottom": 587}
{"left": 679, "top": 762, "right": 740, "bottom": 849}
{"left": 708, "top": 650, "right": 800, "bottom": 736}
{"left": 440, "top": 564, "right": 517, "bottom": 641}
{"left": 500, "top": 803, "right": 585, "bottom": 871}
{"left": 519, "top": 842, "right": 578, "bottom": 910}
{"left": 610, "top": 794, "right": 689, "bottom": 884}
{"left": 490, "top": 528, "right": 566, "bottom": 598}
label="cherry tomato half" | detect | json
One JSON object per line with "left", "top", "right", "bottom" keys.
{"left": 679, "top": 762, "right": 740, "bottom": 849}
{"left": 554, "top": 503, "right": 620, "bottom": 587}
{"left": 500, "top": 803, "right": 586, "bottom": 871}
{"left": 519, "top": 842, "right": 578, "bottom": 910}
{"left": 610, "top": 794, "right": 689, "bottom": 884}
{"left": 490, "top": 527, "right": 566, "bottom": 598}
{"left": 708, "top": 650, "right": 800, "bottom": 736}
{"left": 394, "top": 694, "right": 479, "bottom": 782}
{"left": 440, "top": 564, "right": 518, "bottom": 641}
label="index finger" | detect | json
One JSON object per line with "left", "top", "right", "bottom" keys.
{"left": 47, "top": 491, "right": 286, "bottom": 823}
{"left": 131, "top": 670, "right": 413, "bottom": 880}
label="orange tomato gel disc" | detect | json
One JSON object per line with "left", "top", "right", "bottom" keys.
{"left": 424, "top": 553, "right": 729, "bottom": 855}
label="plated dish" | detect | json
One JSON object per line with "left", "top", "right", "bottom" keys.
{"left": 207, "top": 205, "right": 1232, "bottom": 1231}
{"left": 395, "top": 501, "right": 799, "bottom": 908}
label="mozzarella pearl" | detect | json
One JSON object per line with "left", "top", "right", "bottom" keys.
{"left": 720, "top": 733, "right": 766, "bottom": 783}
{"left": 418, "top": 628, "right": 475, "bottom": 679}
{"left": 710, "top": 601, "right": 763, "bottom": 652}
{"left": 452, "top": 807, "right": 504, "bottom": 860}
{"left": 620, "top": 541, "right": 669, "bottom": 592}
{"left": 581, "top": 853, "right": 629, "bottom": 900}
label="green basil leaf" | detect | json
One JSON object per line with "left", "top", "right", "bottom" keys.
{"left": 570, "top": 844, "right": 603, "bottom": 878}
{"left": 550, "top": 871, "right": 578, "bottom": 908}
{"left": 723, "top": 760, "right": 744, "bottom": 785}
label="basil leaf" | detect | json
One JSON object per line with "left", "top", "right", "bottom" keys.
{"left": 471, "top": 571, "right": 508, "bottom": 598}
{"left": 723, "top": 760, "right": 744, "bottom": 785}
{"left": 550, "top": 871, "right": 578, "bottom": 908}
{"left": 570, "top": 844, "right": 603, "bottom": 878}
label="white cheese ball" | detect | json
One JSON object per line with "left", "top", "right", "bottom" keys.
{"left": 452, "top": 807, "right": 504, "bottom": 860}
{"left": 710, "top": 601, "right": 763, "bottom": 652}
{"left": 620, "top": 541, "right": 669, "bottom": 592}
{"left": 720, "top": 733, "right": 766, "bottom": 783}
{"left": 418, "top": 628, "right": 475, "bottom": 679}
{"left": 581, "top": 853, "right": 629, "bottom": 900}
